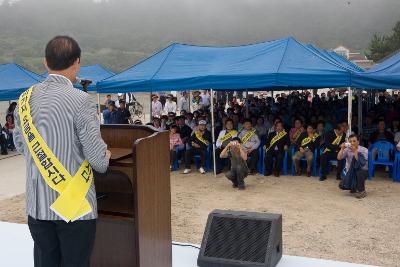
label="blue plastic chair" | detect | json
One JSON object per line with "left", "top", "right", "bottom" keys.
{"left": 318, "top": 147, "right": 345, "bottom": 177}
{"left": 394, "top": 151, "right": 400, "bottom": 182}
{"left": 262, "top": 148, "right": 288, "bottom": 176}
{"left": 247, "top": 146, "right": 265, "bottom": 174}
{"left": 368, "top": 141, "right": 396, "bottom": 180}
{"left": 291, "top": 147, "right": 318, "bottom": 176}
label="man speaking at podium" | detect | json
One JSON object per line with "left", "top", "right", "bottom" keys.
{"left": 13, "top": 36, "right": 111, "bottom": 267}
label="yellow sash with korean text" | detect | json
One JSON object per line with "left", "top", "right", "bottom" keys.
{"left": 293, "top": 128, "right": 302, "bottom": 142}
{"left": 220, "top": 130, "right": 237, "bottom": 143}
{"left": 241, "top": 129, "right": 256, "bottom": 144}
{"left": 301, "top": 137, "right": 313, "bottom": 147}
{"left": 266, "top": 130, "right": 287, "bottom": 151}
{"left": 195, "top": 131, "right": 209, "bottom": 145}
{"left": 323, "top": 132, "right": 343, "bottom": 154}
{"left": 19, "top": 87, "right": 93, "bottom": 222}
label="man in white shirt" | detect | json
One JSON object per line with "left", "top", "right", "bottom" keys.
{"left": 178, "top": 92, "right": 189, "bottom": 112}
{"left": 151, "top": 94, "right": 163, "bottom": 119}
{"left": 163, "top": 94, "right": 177, "bottom": 114}
{"left": 201, "top": 90, "right": 211, "bottom": 109}
{"left": 115, "top": 93, "right": 124, "bottom": 108}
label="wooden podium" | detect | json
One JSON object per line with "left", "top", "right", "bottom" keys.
{"left": 90, "top": 125, "right": 172, "bottom": 267}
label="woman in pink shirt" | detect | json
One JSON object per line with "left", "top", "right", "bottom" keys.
{"left": 170, "top": 124, "right": 184, "bottom": 170}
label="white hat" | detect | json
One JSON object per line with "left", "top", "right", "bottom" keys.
{"left": 198, "top": 120, "right": 207, "bottom": 125}
{"left": 118, "top": 93, "right": 123, "bottom": 96}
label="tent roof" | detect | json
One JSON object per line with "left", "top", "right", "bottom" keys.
{"left": 352, "top": 52, "right": 400, "bottom": 89}
{"left": 97, "top": 37, "right": 353, "bottom": 93}
{"left": 0, "top": 63, "right": 44, "bottom": 101}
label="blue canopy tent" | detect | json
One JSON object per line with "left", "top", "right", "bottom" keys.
{"left": 42, "top": 64, "right": 115, "bottom": 91}
{"left": 97, "top": 37, "right": 359, "bottom": 175}
{"left": 97, "top": 37, "right": 354, "bottom": 93}
{"left": 352, "top": 52, "right": 400, "bottom": 89}
{"left": 0, "top": 63, "right": 44, "bottom": 101}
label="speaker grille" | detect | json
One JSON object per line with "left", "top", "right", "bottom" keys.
{"left": 203, "top": 216, "right": 271, "bottom": 263}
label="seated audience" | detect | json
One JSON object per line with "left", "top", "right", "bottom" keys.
{"left": 169, "top": 124, "right": 184, "bottom": 170}
{"left": 319, "top": 123, "right": 346, "bottom": 181}
{"left": 219, "top": 137, "right": 248, "bottom": 190}
{"left": 264, "top": 121, "right": 289, "bottom": 177}
{"left": 183, "top": 120, "right": 211, "bottom": 174}
{"left": 152, "top": 117, "right": 164, "bottom": 131}
{"left": 185, "top": 112, "right": 196, "bottom": 129}
{"left": 369, "top": 119, "right": 394, "bottom": 145}
{"left": 289, "top": 118, "right": 304, "bottom": 146}
{"left": 176, "top": 116, "right": 192, "bottom": 145}
{"left": 362, "top": 116, "right": 376, "bottom": 147}
{"left": 216, "top": 119, "right": 238, "bottom": 174}
{"left": 293, "top": 125, "right": 319, "bottom": 176}
{"left": 165, "top": 112, "right": 176, "bottom": 129}
{"left": 255, "top": 117, "right": 268, "bottom": 139}
{"left": 238, "top": 119, "right": 260, "bottom": 174}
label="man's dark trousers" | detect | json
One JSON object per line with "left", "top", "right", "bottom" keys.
{"left": 264, "top": 149, "right": 284, "bottom": 175}
{"left": 356, "top": 169, "right": 368, "bottom": 192}
{"left": 320, "top": 151, "right": 344, "bottom": 179}
{"left": 247, "top": 149, "right": 259, "bottom": 173}
{"left": 185, "top": 148, "right": 206, "bottom": 168}
{"left": 28, "top": 216, "right": 96, "bottom": 267}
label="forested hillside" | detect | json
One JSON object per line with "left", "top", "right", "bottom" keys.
{"left": 1, "top": 0, "right": 399, "bottom": 72}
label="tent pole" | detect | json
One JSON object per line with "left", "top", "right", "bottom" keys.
{"left": 210, "top": 89, "right": 217, "bottom": 177}
{"left": 246, "top": 89, "right": 249, "bottom": 117}
{"left": 347, "top": 87, "right": 352, "bottom": 139}
{"left": 188, "top": 90, "right": 192, "bottom": 113}
{"left": 357, "top": 90, "right": 363, "bottom": 138}
{"left": 150, "top": 91, "right": 152, "bottom": 122}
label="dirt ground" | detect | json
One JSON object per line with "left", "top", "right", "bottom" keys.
{"left": 1, "top": 172, "right": 400, "bottom": 267}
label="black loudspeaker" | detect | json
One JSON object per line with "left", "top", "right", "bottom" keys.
{"left": 197, "top": 210, "right": 282, "bottom": 267}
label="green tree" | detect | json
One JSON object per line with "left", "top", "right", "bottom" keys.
{"left": 367, "top": 21, "right": 400, "bottom": 61}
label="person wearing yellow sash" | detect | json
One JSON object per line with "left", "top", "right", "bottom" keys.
{"left": 13, "top": 36, "right": 111, "bottom": 267}
{"left": 289, "top": 118, "right": 305, "bottom": 145}
{"left": 264, "top": 121, "right": 289, "bottom": 177}
{"left": 238, "top": 118, "right": 260, "bottom": 175}
{"left": 319, "top": 123, "right": 346, "bottom": 181}
{"left": 216, "top": 118, "right": 238, "bottom": 174}
{"left": 183, "top": 120, "right": 211, "bottom": 174}
{"left": 292, "top": 125, "right": 320, "bottom": 177}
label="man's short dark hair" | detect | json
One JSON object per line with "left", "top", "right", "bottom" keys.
{"left": 45, "top": 36, "right": 81, "bottom": 71}
{"left": 243, "top": 118, "right": 252, "bottom": 124}
{"left": 348, "top": 134, "right": 359, "bottom": 140}
{"left": 225, "top": 118, "right": 234, "bottom": 125}
{"left": 232, "top": 137, "right": 241, "bottom": 143}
